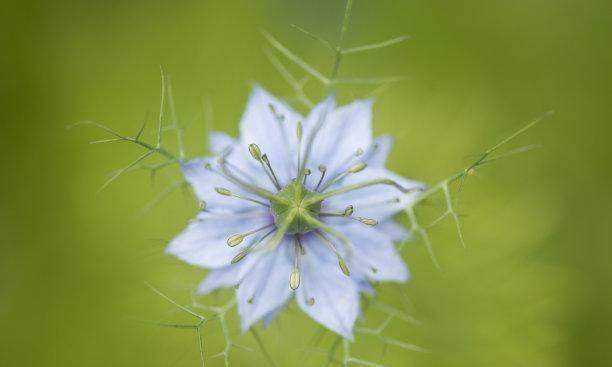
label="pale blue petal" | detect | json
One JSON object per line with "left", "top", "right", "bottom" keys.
{"left": 339, "top": 222, "right": 409, "bottom": 283}
{"left": 306, "top": 99, "right": 373, "bottom": 180}
{"left": 238, "top": 86, "right": 303, "bottom": 185}
{"left": 166, "top": 211, "right": 273, "bottom": 269}
{"left": 209, "top": 131, "right": 235, "bottom": 155}
{"left": 196, "top": 258, "right": 257, "bottom": 294}
{"left": 262, "top": 302, "right": 287, "bottom": 328}
{"left": 181, "top": 158, "right": 264, "bottom": 212}
{"left": 236, "top": 239, "right": 294, "bottom": 332}
{"left": 365, "top": 134, "right": 393, "bottom": 167}
{"left": 376, "top": 220, "right": 411, "bottom": 243}
{"left": 296, "top": 234, "right": 359, "bottom": 340}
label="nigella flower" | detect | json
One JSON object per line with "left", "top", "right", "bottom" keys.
{"left": 167, "top": 86, "right": 423, "bottom": 339}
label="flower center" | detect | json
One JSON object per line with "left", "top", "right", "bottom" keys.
{"left": 270, "top": 180, "right": 322, "bottom": 234}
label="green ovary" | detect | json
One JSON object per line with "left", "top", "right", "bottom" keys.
{"left": 270, "top": 180, "right": 322, "bottom": 234}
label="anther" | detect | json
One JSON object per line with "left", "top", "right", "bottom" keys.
{"left": 214, "top": 187, "right": 270, "bottom": 207}
{"left": 290, "top": 270, "right": 300, "bottom": 290}
{"left": 290, "top": 237, "right": 302, "bottom": 290}
{"left": 348, "top": 162, "right": 367, "bottom": 173}
{"left": 268, "top": 103, "right": 285, "bottom": 122}
{"left": 231, "top": 250, "right": 248, "bottom": 264}
{"left": 226, "top": 223, "right": 274, "bottom": 247}
{"left": 338, "top": 258, "right": 350, "bottom": 276}
{"left": 307, "top": 297, "right": 315, "bottom": 306}
{"left": 314, "top": 231, "right": 351, "bottom": 277}
{"left": 199, "top": 201, "right": 207, "bottom": 211}
{"left": 319, "top": 162, "right": 368, "bottom": 191}
{"left": 248, "top": 143, "right": 262, "bottom": 161}
{"left": 355, "top": 148, "right": 364, "bottom": 156}
{"left": 343, "top": 205, "right": 354, "bottom": 216}
{"left": 247, "top": 143, "right": 282, "bottom": 191}
{"left": 303, "top": 168, "right": 311, "bottom": 185}
{"left": 296, "top": 122, "right": 303, "bottom": 178}
{"left": 315, "top": 164, "right": 327, "bottom": 191}
{"left": 261, "top": 154, "right": 282, "bottom": 190}
{"left": 357, "top": 217, "right": 378, "bottom": 226}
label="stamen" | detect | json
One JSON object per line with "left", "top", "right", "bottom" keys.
{"left": 231, "top": 228, "right": 275, "bottom": 264}
{"left": 248, "top": 144, "right": 282, "bottom": 191}
{"left": 302, "top": 168, "right": 311, "bottom": 185}
{"left": 214, "top": 187, "right": 270, "bottom": 207}
{"left": 226, "top": 223, "right": 275, "bottom": 247}
{"left": 290, "top": 237, "right": 301, "bottom": 290}
{"left": 307, "top": 178, "right": 420, "bottom": 204}
{"left": 216, "top": 159, "right": 280, "bottom": 201}
{"left": 314, "top": 231, "right": 350, "bottom": 276}
{"left": 314, "top": 164, "right": 327, "bottom": 191}
{"left": 296, "top": 122, "right": 303, "bottom": 177}
{"left": 318, "top": 162, "right": 367, "bottom": 192}
{"left": 303, "top": 215, "right": 353, "bottom": 256}
{"left": 298, "top": 100, "right": 333, "bottom": 181}
{"left": 268, "top": 103, "right": 285, "bottom": 122}
{"left": 320, "top": 211, "right": 378, "bottom": 226}
{"left": 261, "top": 154, "right": 282, "bottom": 190}
{"left": 258, "top": 209, "right": 297, "bottom": 252}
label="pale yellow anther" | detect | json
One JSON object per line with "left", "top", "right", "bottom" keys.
{"left": 358, "top": 217, "right": 378, "bottom": 226}
{"left": 290, "top": 271, "right": 301, "bottom": 290}
{"left": 248, "top": 143, "right": 262, "bottom": 161}
{"left": 215, "top": 187, "right": 232, "bottom": 196}
{"left": 338, "top": 259, "right": 350, "bottom": 276}
{"left": 227, "top": 234, "right": 245, "bottom": 247}
{"left": 348, "top": 162, "right": 367, "bottom": 173}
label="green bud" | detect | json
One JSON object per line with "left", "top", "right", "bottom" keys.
{"left": 227, "top": 234, "right": 244, "bottom": 247}
{"left": 348, "top": 162, "right": 367, "bottom": 173}
{"left": 215, "top": 187, "right": 232, "bottom": 196}
{"left": 248, "top": 143, "right": 262, "bottom": 161}
{"left": 343, "top": 205, "right": 354, "bottom": 217}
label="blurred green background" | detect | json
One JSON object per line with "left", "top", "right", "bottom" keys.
{"left": 1, "top": 0, "right": 611, "bottom": 366}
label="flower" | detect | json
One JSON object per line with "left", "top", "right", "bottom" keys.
{"left": 166, "top": 86, "right": 423, "bottom": 339}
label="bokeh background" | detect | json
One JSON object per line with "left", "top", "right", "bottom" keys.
{"left": 2, "top": 0, "right": 611, "bottom": 366}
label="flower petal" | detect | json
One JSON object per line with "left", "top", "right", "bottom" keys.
{"left": 296, "top": 234, "right": 359, "bottom": 340}
{"left": 376, "top": 220, "right": 411, "bottom": 243}
{"left": 306, "top": 98, "right": 373, "bottom": 179}
{"left": 365, "top": 134, "right": 393, "bottom": 167}
{"left": 196, "top": 258, "right": 256, "bottom": 295}
{"left": 238, "top": 86, "right": 303, "bottom": 185}
{"left": 236, "top": 239, "right": 294, "bottom": 332}
{"left": 340, "top": 222, "right": 409, "bottom": 283}
{"left": 209, "top": 131, "right": 235, "bottom": 155}
{"left": 166, "top": 211, "right": 273, "bottom": 269}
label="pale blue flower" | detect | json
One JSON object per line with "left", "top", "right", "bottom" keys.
{"left": 167, "top": 86, "right": 423, "bottom": 339}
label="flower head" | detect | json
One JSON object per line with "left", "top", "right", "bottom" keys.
{"left": 167, "top": 86, "right": 423, "bottom": 339}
